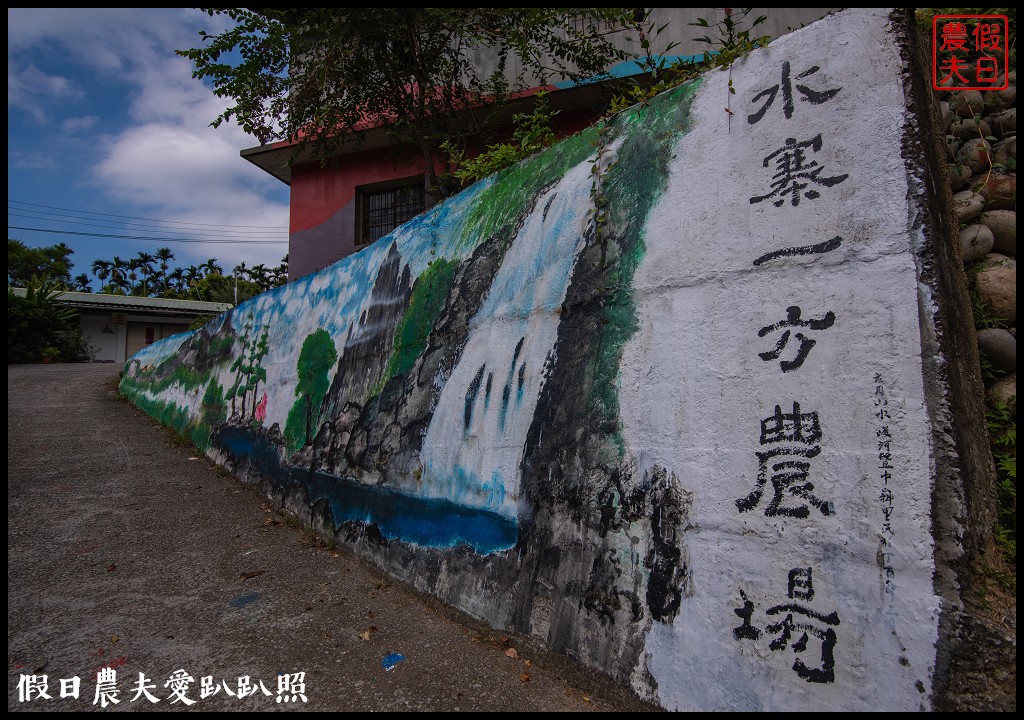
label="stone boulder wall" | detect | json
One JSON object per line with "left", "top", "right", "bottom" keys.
{"left": 120, "top": 9, "right": 1001, "bottom": 712}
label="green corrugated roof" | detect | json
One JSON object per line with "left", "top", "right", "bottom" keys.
{"left": 9, "top": 288, "right": 232, "bottom": 315}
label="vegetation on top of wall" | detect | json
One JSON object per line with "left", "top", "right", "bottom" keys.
{"left": 441, "top": 92, "right": 560, "bottom": 186}
{"left": 457, "top": 125, "right": 601, "bottom": 252}
{"left": 606, "top": 8, "right": 770, "bottom": 116}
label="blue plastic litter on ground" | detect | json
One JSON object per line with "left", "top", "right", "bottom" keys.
{"left": 381, "top": 653, "right": 406, "bottom": 672}
{"left": 230, "top": 592, "right": 260, "bottom": 609}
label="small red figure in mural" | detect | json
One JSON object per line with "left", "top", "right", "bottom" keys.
{"left": 255, "top": 393, "right": 268, "bottom": 423}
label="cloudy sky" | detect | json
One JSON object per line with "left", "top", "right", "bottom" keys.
{"left": 7, "top": 8, "right": 290, "bottom": 285}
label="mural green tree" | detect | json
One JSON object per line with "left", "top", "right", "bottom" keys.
{"left": 200, "top": 378, "right": 227, "bottom": 428}
{"left": 225, "top": 321, "right": 273, "bottom": 419}
{"left": 244, "top": 325, "right": 271, "bottom": 418}
{"left": 226, "top": 319, "right": 254, "bottom": 418}
{"left": 284, "top": 329, "right": 337, "bottom": 453}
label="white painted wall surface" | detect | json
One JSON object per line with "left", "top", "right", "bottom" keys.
{"left": 618, "top": 8, "right": 941, "bottom": 711}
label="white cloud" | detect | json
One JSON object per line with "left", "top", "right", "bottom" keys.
{"left": 7, "top": 63, "right": 83, "bottom": 122}
{"left": 9, "top": 7, "right": 290, "bottom": 272}
{"left": 93, "top": 122, "right": 288, "bottom": 269}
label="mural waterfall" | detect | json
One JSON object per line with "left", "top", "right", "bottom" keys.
{"left": 122, "top": 9, "right": 950, "bottom": 711}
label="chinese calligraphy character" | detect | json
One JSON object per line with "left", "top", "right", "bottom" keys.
{"left": 129, "top": 673, "right": 161, "bottom": 704}
{"left": 236, "top": 676, "right": 273, "bottom": 698}
{"left": 750, "top": 135, "right": 849, "bottom": 208}
{"left": 200, "top": 676, "right": 221, "bottom": 700}
{"left": 766, "top": 603, "right": 840, "bottom": 683}
{"left": 17, "top": 674, "right": 52, "bottom": 702}
{"left": 733, "top": 590, "right": 762, "bottom": 640}
{"left": 94, "top": 667, "right": 120, "bottom": 707}
{"left": 747, "top": 61, "right": 841, "bottom": 124}
{"left": 937, "top": 55, "right": 970, "bottom": 86}
{"left": 976, "top": 56, "right": 1000, "bottom": 84}
{"left": 939, "top": 21, "right": 969, "bottom": 51}
{"left": 737, "top": 402, "right": 834, "bottom": 518}
{"left": 60, "top": 677, "right": 81, "bottom": 699}
{"left": 752, "top": 236, "right": 842, "bottom": 267}
{"left": 733, "top": 567, "right": 840, "bottom": 683}
{"left": 973, "top": 22, "right": 1002, "bottom": 51}
{"left": 164, "top": 669, "right": 196, "bottom": 706}
{"left": 277, "top": 672, "right": 308, "bottom": 703}
{"left": 788, "top": 567, "right": 814, "bottom": 600}
{"left": 758, "top": 306, "right": 836, "bottom": 372}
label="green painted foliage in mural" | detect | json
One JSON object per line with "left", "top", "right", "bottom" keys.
{"left": 128, "top": 391, "right": 211, "bottom": 452}
{"left": 378, "top": 257, "right": 458, "bottom": 389}
{"left": 285, "top": 395, "right": 311, "bottom": 455}
{"left": 284, "top": 329, "right": 338, "bottom": 453}
{"left": 589, "top": 81, "right": 701, "bottom": 452}
{"left": 201, "top": 378, "right": 227, "bottom": 429}
{"left": 459, "top": 127, "right": 600, "bottom": 250}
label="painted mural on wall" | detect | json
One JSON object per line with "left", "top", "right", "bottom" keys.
{"left": 122, "top": 8, "right": 946, "bottom": 711}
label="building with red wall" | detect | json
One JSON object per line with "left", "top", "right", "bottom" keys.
{"left": 240, "top": 9, "right": 828, "bottom": 281}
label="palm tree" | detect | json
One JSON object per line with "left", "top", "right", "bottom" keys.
{"left": 127, "top": 259, "right": 142, "bottom": 295}
{"left": 184, "top": 265, "right": 203, "bottom": 300}
{"left": 201, "top": 258, "right": 223, "bottom": 277}
{"left": 72, "top": 273, "right": 93, "bottom": 292}
{"left": 155, "top": 247, "right": 175, "bottom": 292}
{"left": 135, "top": 252, "right": 155, "bottom": 296}
{"left": 250, "top": 264, "right": 271, "bottom": 292}
{"left": 273, "top": 254, "right": 289, "bottom": 287}
{"left": 166, "top": 267, "right": 186, "bottom": 296}
{"left": 91, "top": 259, "right": 113, "bottom": 287}
{"left": 110, "top": 257, "right": 131, "bottom": 295}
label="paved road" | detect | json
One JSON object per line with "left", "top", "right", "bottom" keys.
{"left": 8, "top": 364, "right": 659, "bottom": 712}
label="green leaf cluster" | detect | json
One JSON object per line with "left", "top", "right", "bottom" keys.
{"left": 607, "top": 8, "right": 769, "bottom": 115}
{"left": 178, "top": 9, "right": 637, "bottom": 202}
{"left": 7, "top": 277, "right": 93, "bottom": 364}
{"left": 987, "top": 402, "right": 1017, "bottom": 562}
{"left": 8, "top": 239, "right": 74, "bottom": 287}
{"left": 441, "top": 92, "right": 560, "bottom": 184}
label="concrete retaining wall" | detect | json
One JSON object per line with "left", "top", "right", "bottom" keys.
{"left": 121, "top": 9, "right": 983, "bottom": 710}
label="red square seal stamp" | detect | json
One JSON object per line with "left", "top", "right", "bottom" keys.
{"left": 932, "top": 14, "right": 1009, "bottom": 91}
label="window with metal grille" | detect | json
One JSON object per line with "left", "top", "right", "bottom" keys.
{"left": 358, "top": 179, "right": 425, "bottom": 245}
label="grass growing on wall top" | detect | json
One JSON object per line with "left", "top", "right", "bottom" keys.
{"left": 458, "top": 127, "right": 601, "bottom": 252}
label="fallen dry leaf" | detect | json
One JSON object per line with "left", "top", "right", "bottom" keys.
{"left": 523, "top": 659, "right": 531, "bottom": 667}
{"left": 505, "top": 647, "right": 518, "bottom": 659}
{"left": 239, "top": 570, "right": 265, "bottom": 581}
{"left": 358, "top": 626, "right": 378, "bottom": 642}
{"left": 520, "top": 672, "right": 531, "bottom": 683}
{"left": 111, "top": 635, "right": 118, "bottom": 644}
{"left": 583, "top": 696, "right": 591, "bottom": 703}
